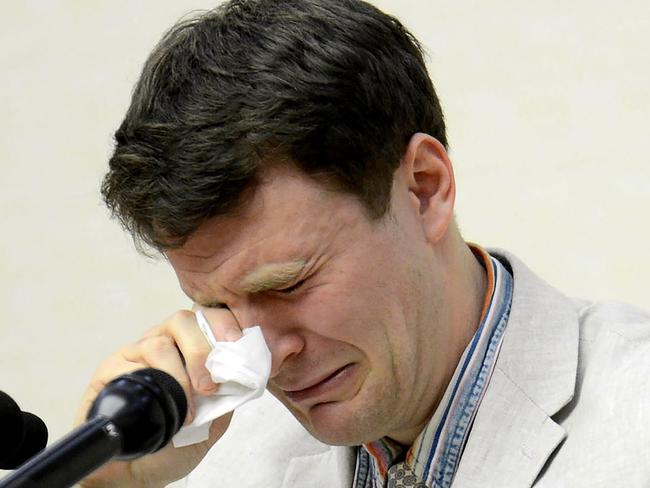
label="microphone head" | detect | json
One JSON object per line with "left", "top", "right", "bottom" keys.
{"left": 0, "top": 391, "right": 23, "bottom": 467}
{"left": 0, "top": 412, "right": 48, "bottom": 470}
{"left": 88, "top": 368, "right": 187, "bottom": 460}
{"left": 127, "top": 368, "right": 188, "bottom": 449}
{"left": 0, "top": 391, "right": 48, "bottom": 470}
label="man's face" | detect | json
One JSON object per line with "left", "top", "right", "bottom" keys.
{"left": 167, "top": 165, "right": 446, "bottom": 445}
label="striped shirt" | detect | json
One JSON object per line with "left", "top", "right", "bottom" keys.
{"left": 353, "top": 247, "right": 514, "bottom": 488}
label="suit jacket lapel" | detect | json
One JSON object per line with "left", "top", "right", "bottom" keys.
{"left": 453, "top": 250, "right": 579, "bottom": 487}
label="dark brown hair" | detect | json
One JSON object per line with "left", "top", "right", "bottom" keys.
{"left": 102, "top": 0, "right": 447, "bottom": 252}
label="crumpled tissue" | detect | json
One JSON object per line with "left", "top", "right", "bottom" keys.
{"left": 172, "top": 311, "right": 271, "bottom": 447}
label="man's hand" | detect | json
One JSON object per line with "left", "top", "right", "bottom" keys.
{"left": 76, "top": 308, "right": 243, "bottom": 488}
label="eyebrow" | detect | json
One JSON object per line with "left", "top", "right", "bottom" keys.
{"left": 239, "top": 259, "right": 307, "bottom": 294}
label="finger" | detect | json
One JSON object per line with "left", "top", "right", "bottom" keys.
{"left": 76, "top": 358, "right": 147, "bottom": 427}
{"left": 196, "top": 306, "right": 243, "bottom": 342}
{"left": 120, "top": 335, "right": 196, "bottom": 423}
{"left": 163, "top": 310, "right": 219, "bottom": 395}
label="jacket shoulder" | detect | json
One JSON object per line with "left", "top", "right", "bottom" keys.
{"left": 537, "top": 300, "right": 650, "bottom": 487}
{"left": 576, "top": 299, "right": 650, "bottom": 343}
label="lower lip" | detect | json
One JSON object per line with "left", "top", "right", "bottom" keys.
{"left": 286, "top": 363, "right": 357, "bottom": 404}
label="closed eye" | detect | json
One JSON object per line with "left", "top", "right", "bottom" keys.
{"left": 277, "top": 278, "right": 307, "bottom": 294}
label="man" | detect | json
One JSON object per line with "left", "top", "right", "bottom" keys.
{"left": 77, "top": 0, "right": 650, "bottom": 487}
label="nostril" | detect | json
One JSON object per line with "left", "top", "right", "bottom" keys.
{"left": 267, "top": 332, "right": 305, "bottom": 378}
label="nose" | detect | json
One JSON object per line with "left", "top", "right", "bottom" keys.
{"left": 235, "top": 305, "right": 305, "bottom": 378}
{"left": 264, "top": 329, "right": 305, "bottom": 378}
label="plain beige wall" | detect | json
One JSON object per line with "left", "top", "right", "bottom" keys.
{"left": 1, "top": 0, "right": 648, "bottom": 482}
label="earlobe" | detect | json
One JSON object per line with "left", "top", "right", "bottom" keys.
{"left": 402, "top": 133, "right": 456, "bottom": 244}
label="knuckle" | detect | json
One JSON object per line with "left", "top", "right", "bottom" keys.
{"left": 95, "top": 355, "right": 118, "bottom": 374}
{"left": 141, "top": 323, "right": 163, "bottom": 338}
{"left": 146, "top": 334, "right": 176, "bottom": 353}
{"left": 169, "top": 309, "right": 195, "bottom": 324}
{"left": 117, "top": 341, "right": 141, "bottom": 360}
{"left": 88, "top": 377, "right": 108, "bottom": 398}
{"left": 164, "top": 310, "right": 198, "bottom": 338}
{"left": 175, "top": 374, "right": 193, "bottom": 395}
{"left": 94, "top": 356, "right": 128, "bottom": 381}
{"left": 146, "top": 310, "right": 195, "bottom": 339}
{"left": 183, "top": 348, "right": 208, "bottom": 366}
{"left": 185, "top": 355, "right": 211, "bottom": 384}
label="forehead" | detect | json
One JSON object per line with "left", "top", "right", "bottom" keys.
{"left": 165, "top": 166, "right": 368, "bottom": 301}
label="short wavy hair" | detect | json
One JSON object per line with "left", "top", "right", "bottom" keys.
{"left": 102, "top": 0, "right": 447, "bottom": 252}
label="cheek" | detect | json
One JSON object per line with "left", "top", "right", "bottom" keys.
{"left": 297, "top": 284, "right": 377, "bottom": 342}
{"left": 297, "top": 282, "right": 411, "bottom": 370}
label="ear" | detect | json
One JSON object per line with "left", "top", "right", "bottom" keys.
{"left": 400, "top": 133, "right": 456, "bottom": 244}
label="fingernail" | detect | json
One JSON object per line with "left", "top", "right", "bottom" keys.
{"left": 185, "top": 406, "right": 194, "bottom": 425}
{"left": 199, "top": 376, "right": 216, "bottom": 392}
{"left": 224, "top": 329, "right": 242, "bottom": 342}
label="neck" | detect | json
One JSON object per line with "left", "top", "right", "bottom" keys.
{"left": 442, "top": 226, "right": 489, "bottom": 348}
{"left": 458, "top": 242, "right": 490, "bottom": 344}
{"left": 388, "top": 231, "right": 488, "bottom": 446}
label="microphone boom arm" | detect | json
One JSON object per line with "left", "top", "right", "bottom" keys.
{"left": 0, "top": 416, "right": 121, "bottom": 488}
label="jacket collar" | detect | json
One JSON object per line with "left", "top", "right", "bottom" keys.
{"left": 453, "top": 249, "right": 579, "bottom": 487}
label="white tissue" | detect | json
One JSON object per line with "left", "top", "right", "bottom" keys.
{"left": 172, "top": 323, "right": 271, "bottom": 448}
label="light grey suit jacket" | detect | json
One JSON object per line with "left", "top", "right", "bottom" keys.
{"left": 184, "top": 250, "right": 650, "bottom": 487}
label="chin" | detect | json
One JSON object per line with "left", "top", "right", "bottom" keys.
{"left": 293, "top": 397, "right": 388, "bottom": 447}
{"left": 270, "top": 370, "right": 394, "bottom": 446}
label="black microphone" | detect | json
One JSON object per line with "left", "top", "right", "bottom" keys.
{"left": 0, "top": 368, "right": 187, "bottom": 488}
{"left": 0, "top": 391, "right": 48, "bottom": 470}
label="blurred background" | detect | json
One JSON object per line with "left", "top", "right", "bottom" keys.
{"left": 1, "top": 0, "right": 648, "bottom": 484}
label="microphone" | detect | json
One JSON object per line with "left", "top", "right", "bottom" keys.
{"left": 0, "top": 368, "right": 187, "bottom": 488}
{"left": 0, "top": 391, "right": 48, "bottom": 470}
